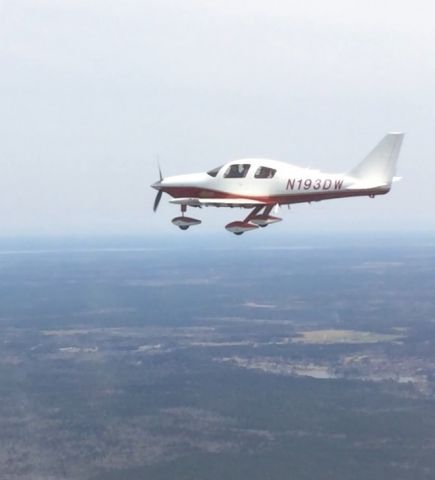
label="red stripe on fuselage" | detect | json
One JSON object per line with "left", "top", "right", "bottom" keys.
{"left": 159, "top": 185, "right": 390, "bottom": 205}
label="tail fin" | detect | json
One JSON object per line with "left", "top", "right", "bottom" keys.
{"left": 349, "top": 133, "right": 404, "bottom": 186}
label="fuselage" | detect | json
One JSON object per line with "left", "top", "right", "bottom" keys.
{"left": 152, "top": 158, "right": 390, "bottom": 206}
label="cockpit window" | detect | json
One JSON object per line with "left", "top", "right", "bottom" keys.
{"left": 254, "top": 166, "right": 276, "bottom": 179}
{"left": 207, "top": 166, "right": 223, "bottom": 177}
{"left": 223, "top": 164, "right": 250, "bottom": 178}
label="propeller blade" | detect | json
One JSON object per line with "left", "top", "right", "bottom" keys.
{"left": 153, "top": 190, "right": 163, "bottom": 212}
{"left": 157, "top": 156, "right": 163, "bottom": 182}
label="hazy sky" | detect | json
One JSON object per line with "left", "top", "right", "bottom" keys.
{"left": 1, "top": 0, "right": 434, "bottom": 236}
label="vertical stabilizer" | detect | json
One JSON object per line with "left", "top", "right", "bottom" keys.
{"left": 349, "top": 133, "right": 404, "bottom": 186}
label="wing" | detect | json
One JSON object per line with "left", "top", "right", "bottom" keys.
{"left": 169, "top": 197, "right": 270, "bottom": 208}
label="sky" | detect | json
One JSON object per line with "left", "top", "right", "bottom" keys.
{"left": 0, "top": 0, "right": 434, "bottom": 236}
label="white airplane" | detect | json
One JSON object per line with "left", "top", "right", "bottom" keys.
{"left": 151, "top": 133, "right": 404, "bottom": 235}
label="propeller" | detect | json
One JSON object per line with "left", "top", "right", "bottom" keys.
{"left": 157, "top": 158, "right": 163, "bottom": 182}
{"left": 153, "top": 190, "right": 163, "bottom": 212}
{"left": 153, "top": 158, "right": 164, "bottom": 212}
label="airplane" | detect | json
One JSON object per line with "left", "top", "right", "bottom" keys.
{"left": 151, "top": 132, "right": 404, "bottom": 235}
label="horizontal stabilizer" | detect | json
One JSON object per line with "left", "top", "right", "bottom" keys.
{"left": 346, "top": 182, "right": 389, "bottom": 190}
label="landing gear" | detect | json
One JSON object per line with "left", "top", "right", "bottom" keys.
{"left": 171, "top": 204, "right": 201, "bottom": 231}
{"left": 225, "top": 220, "right": 258, "bottom": 235}
{"left": 249, "top": 205, "right": 282, "bottom": 227}
{"left": 225, "top": 205, "right": 282, "bottom": 235}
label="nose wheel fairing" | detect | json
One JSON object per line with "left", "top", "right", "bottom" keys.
{"left": 171, "top": 204, "right": 202, "bottom": 230}
{"left": 171, "top": 216, "right": 202, "bottom": 230}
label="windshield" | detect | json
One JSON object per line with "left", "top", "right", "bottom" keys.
{"left": 206, "top": 166, "right": 223, "bottom": 177}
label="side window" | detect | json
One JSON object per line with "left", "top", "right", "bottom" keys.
{"left": 254, "top": 166, "right": 276, "bottom": 179}
{"left": 223, "top": 164, "right": 251, "bottom": 178}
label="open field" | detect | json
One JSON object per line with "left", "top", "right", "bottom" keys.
{"left": 1, "top": 237, "right": 435, "bottom": 479}
{"left": 293, "top": 329, "right": 404, "bottom": 344}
